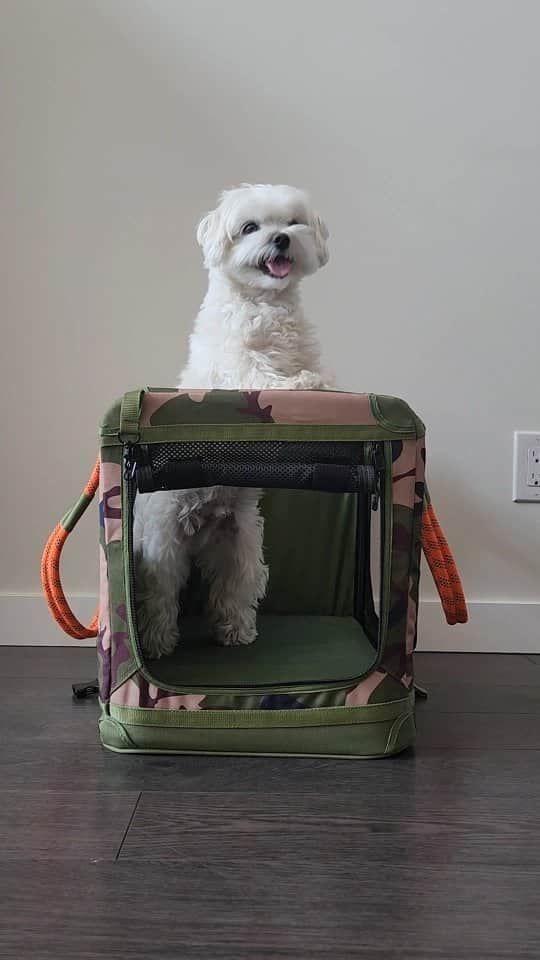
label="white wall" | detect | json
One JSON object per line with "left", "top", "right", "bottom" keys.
{"left": 2, "top": 0, "right": 539, "bottom": 646}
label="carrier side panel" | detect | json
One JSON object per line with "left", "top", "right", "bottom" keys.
{"left": 379, "top": 437, "right": 425, "bottom": 684}
{"left": 98, "top": 444, "right": 137, "bottom": 702}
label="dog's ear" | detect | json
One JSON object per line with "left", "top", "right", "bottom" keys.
{"left": 312, "top": 213, "right": 329, "bottom": 267}
{"left": 196, "top": 207, "right": 228, "bottom": 268}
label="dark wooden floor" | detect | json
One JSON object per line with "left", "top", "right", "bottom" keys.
{"left": 1, "top": 647, "right": 540, "bottom": 959}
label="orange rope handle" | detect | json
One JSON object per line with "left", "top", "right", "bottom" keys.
{"left": 83, "top": 459, "right": 100, "bottom": 498}
{"left": 421, "top": 503, "right": 468, "bottom": 625}
{"left": 41, "top": 458, "right": 101, "bottom": 639}
{"left": 44, "top": 456, "right": 468, "bottom": 638}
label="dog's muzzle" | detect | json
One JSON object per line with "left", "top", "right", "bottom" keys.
{"left": 260, "top": 235, "right": 293, "bottom": 278}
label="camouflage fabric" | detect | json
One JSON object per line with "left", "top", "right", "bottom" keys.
{"left": 345, "top": 671, "right": 408, "bottom": 706}
{"left": 98, "top": 388, "right": 426, "bottom": 718}
{"left": 109, "top": 671, "right": 353, "bottom": 711}
{"left": 96, "top": 542, "right": 110, "bottom": 701}
{"left": 139, "top": 388, "right": 379, "bottom": 428}
{"left": 97, "top": 451, "right": 137, "bottom": 700}
{"left": 100, "top": 389, "right": 420, "bottom": 437}
{"left": 378, "top": 436, "right": 426, "bottom": 685}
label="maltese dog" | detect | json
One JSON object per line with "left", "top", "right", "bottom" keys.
{"left": 134, "top": 183, "right": 330, "bottom": 659}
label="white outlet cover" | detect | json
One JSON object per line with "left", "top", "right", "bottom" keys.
{"left": 513, "top": 431, "right": 540, "bottom": 502}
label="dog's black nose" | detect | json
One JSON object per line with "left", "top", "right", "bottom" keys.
{"left": 273, "top": 233, "right": 290, "bottom": 251}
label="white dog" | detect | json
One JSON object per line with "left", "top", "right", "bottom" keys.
{"left": 134, "top": 183, "right": 329, "bottom": 659}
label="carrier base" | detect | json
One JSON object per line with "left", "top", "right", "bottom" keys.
{"left": 99, "top": 614, "right": 415, "bottom": 758}
{"left": 99, "top": 697, "right": 416, "bottom": 759}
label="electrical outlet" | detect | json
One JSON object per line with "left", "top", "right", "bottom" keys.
{"left": 513, "top": 432, "right": 540, "bottom": 501}
{"left": 527, "top": 446, "right": 540, "bottom": 486}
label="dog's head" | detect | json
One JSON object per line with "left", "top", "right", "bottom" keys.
{"left": 196, "top": 184, "right": 329, "bottom": 292}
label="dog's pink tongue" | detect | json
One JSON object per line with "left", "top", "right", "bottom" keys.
{"left": 266, "top": 257, "right": 291, "bottom": 278}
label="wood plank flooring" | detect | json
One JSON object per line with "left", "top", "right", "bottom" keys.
{"left": 1, "top": 647, "right": 539, "bottom": 959}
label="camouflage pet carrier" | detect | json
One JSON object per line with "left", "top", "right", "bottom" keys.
{"left": 42, "top": 388, "right": 467, "bottom": 758}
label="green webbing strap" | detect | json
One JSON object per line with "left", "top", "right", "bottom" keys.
{"left": 61, "top": 490, "right": 95, "bottom": 533}
{"left": 119, "top": 389, "right": 144, "bottom": 442}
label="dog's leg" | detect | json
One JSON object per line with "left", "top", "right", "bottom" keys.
{"left": 133, "top": 492, "right": 191, "bottom": 659}
{"left": 196, "top": 490, "right": 268, "bottom": 646}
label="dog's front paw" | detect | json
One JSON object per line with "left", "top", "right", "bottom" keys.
{"left": 136, "top": 605, "right": 181, "bottom": 660}
{"left": 135, "top": 568, "right": 182, "bottom": 659}
{"left": 133, "top": 553, "right": 185, "bottom": 659}
{"left": 215, "top": 610, "right": 257, "bottom": 647}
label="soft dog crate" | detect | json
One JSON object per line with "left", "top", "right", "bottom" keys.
{"left": 42, "top": 388, "right": 467, "bottom": 758}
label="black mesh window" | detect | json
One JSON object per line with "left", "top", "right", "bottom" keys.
{"left": 135, "top": 440, "right": 377, "bottom": 495}
{"left": 148, "top": 440, "right": 363, "bottom": 469}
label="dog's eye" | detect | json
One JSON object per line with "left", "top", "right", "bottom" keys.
{"left": 241, "top": 221, "right": 259, "bottom": 235}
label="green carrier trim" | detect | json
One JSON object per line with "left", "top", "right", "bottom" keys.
{"left": 101, "top": 423, "right": 415, "bottom": 445}
{"left": 100, "top": 693, "right": 416, "bottom": 758}
{"left": 118, "top": 389, "right": 144, "bottom": 442}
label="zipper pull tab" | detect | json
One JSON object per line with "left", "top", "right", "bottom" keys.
{"left": 123, "top": 445, "right": 137, "bottom": 482}
{"left": 124, "top": 444, "right": 148, "bottom": 486}
{"left": 371, "top": 443, "right": 384, "bottom": 511}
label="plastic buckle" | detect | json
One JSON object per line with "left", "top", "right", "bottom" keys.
{"left": 72, "top": 679, "right": 99, "bottom": 700}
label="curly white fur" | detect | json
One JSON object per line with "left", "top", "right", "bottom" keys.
{"left": 134, "top": 184, "right": 330, "bottom": 658}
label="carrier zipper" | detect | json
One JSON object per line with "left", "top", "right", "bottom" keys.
{"left": 124, "top": 444, "right": 143, "bottom": 483}
{"left": 123, "top": 445, "right": 143, "bottom": 669}
{"left": 368, "top": 442, "right": 384, "bottom": 511}
{"left": 123, "top": 441, "right": 386, "bottom": 695}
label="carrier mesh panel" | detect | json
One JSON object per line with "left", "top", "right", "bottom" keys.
{"left": 136, "top": 440, "right": 376, "bottom": 494}
{"left": 149, "top": 440, "right": 364, "bottom": 470}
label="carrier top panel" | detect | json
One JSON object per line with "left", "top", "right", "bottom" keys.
{"left": 99, "top": 389, "right": 426, "bottom": 444}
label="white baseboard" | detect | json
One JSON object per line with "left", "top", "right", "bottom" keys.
{"left": 417, "top": 599, "right": 540, "bottom": 653}
{"left": 0, "top": 595, "right": 97, "bottom": 647}
{"left": 0, "top": 595, "right": 539, "bottom": 653}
